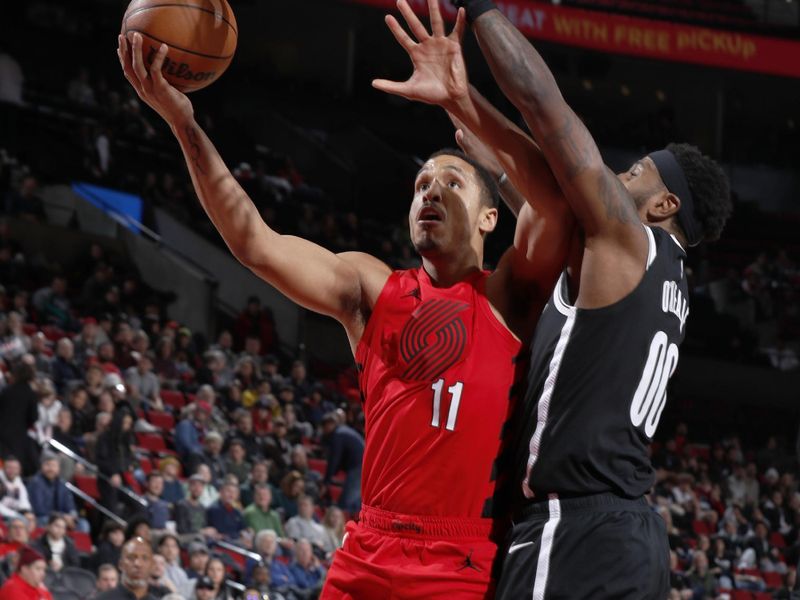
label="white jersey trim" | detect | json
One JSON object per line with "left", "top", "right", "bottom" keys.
{"left": 644, "top": 225, "right": 657, "bottom": 270}
{"left": 552, "top": 272, "right": 574, "bottom": 317}
{"left": 523, "top": 306, "right": 576, "bottom": 498}
{"left": 532, "top": 494, "right": 562, "bottom": 600}
{"left": 669, "top": 234, "right": 686, "bottom": 253}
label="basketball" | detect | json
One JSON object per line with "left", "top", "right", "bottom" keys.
{"left": 121, "top": 0, "right": 237, "bottom": 93}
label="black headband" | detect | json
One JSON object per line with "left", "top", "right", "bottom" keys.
{"left": 649, "top": 149, "right": 702, "bottom": 247}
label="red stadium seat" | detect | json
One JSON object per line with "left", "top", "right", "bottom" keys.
{"left": 218, "top": 546, "right": 247, "bottom": 572}
{"left": 22, "top": 323, "right": 38, "bottom": 335}
{"left": 146, "top": 411, "right": 175, "bottom": 430}
{"left": 692, "top": 520, "right": 712, "bottom": 536}
{"left": 769, "top": 531, "right": 786, "bottom": 548}
{"left": 123, "top": 472, "right": 143, "bottom": 494}
{"left": 754, "top": 593, "right": 773, "bottom": 600}
{"left": 731, "top": 591, "right": 754, "bottom": 600}
{"left": 74, "top": 475, "right": 100, "bottom": 500}
{"left": 68, "top": 531, "right": 93, "bottom": 553}
{"left": 161, "top": 390, "right": 186, "bottom": 410}
{"left": 762, "top": 571, "right": 783, "bottom": 588}
{"left": 308, "top": 459, "right": 327, "bottom": 477}
{"left": 135, "top": 432, "right": 168, "bottom": 453}
{"left": 42, "top": 325, "right": 66, "bottom": 342}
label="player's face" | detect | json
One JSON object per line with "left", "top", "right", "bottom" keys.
{"left": 409, "top": 155, "right": 494, "bottom": 258}
{"left": 617, "top": 157, "right": 665, "bottom": 219}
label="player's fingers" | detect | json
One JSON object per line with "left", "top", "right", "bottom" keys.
{"left": 451, "top": 7, "right": 466, "bottom": 42}
{"left": 118, "top": 35, "right": 145, "bottom": 96}
{"left": 454, "top": 128, "right": 465, "bottom": 149}
{"left": 427, "top": 0, "right": 445, "bottom": 37}
{"left": 385, "top": 15, "right": 417, "bottom": 54}
{"left": 397, "top": 0, "right": 429, "bottom": 41}
{"left": 372, "top": 78, "right": 411, "bottom": 99}
{"left": 149, "top": 43, "right": 169, "bottom": 88}
{"left": 129, "top": 33, "right": 150, "bottom": 88}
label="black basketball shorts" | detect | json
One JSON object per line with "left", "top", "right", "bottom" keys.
{"left": 495, "top": 493, "right": 670, "bottom": 600}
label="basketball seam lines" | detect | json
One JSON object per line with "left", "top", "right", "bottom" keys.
{"left": 124, "top": 29, "right": 235, "bottom": 60}
{"left": 124, "top": 3, "right": 238, "bottom": 36}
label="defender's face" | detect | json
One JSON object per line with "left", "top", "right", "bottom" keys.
{"left": 409, "top": 155, "right": 485, "bottom": 257}
{"left": 617, "top": 156, "right": 665, "bottom": 216}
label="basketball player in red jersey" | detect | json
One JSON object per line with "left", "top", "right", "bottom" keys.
{"left": 117, "top": 12, "right": 573, "bottom": 595}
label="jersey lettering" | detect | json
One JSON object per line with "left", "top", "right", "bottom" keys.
{"left": 430, "top": 379, "right": 465, "bottom": 432}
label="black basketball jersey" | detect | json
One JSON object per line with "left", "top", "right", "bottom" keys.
{"left": 516, "top": 225, "right": 689, "bottom": 500}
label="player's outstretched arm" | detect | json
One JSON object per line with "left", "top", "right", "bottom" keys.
{"left": 459, "top": 2, "right": 646, "bottom": 250}
{"left": 118, "top": 34, "right": 388, "bottom": 330}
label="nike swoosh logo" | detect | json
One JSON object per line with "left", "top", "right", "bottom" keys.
{"left": 508, "top": 541, "right": 534, "bottom": 554}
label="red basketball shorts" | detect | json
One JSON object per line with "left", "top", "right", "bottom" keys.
{"left": 320, "top": 504, "right": 497, "bottom": 600}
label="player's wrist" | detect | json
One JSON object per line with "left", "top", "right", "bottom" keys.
{"left": 451, "top": 0, "right": 498, "bottom": 23}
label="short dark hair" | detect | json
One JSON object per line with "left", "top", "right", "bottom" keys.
{"left": 427, "top": 149, "right": 500, "bottom": 209}
{"left": 666, "top": 143, "right": 732, "bottom": 243}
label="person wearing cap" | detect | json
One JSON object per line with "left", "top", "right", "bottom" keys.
{"left": 0, "top": 545, "right": 51, "bottom": 600}
{"left": 193, "top": 575, "right": 217, "bottom": 600}
{"left": 184, "top": 541, "right": 210, "bottom": 580}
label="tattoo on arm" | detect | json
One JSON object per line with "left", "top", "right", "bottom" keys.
{"left": 542, "top": 112, "right": 594, "bottom": 181}
{"left": 184, "top": 125, "right": 206, "bottom": 176}
{"left": 596, "top": 167, "right": 639, "bottom": 225}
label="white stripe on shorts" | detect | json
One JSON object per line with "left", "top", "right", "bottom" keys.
{"left": 532, "top": 494, "right": 561, "bottom": 600}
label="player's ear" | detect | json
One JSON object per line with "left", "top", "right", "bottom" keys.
{"left": 648, "top": 191, "right": 680, "bottom": 222}
{"left": 479, "top": 206, "right": 498, "bottom": 235}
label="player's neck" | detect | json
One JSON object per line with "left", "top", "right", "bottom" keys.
{"left": 421, "top": 254, "right": 482, "bottom": 288}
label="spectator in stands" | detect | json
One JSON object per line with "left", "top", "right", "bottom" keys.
{"left": 125, "top": 351, "right": 162, "bottom": 412}
{"left": 0, "top": 358, "right": 38, "bottom": 474}
{"left": 287, "top": 539, "right": 325, "bottom": 594}
{"left": 95, "top": 407, "right": 137, "bottom": 515}
{"left": 320, "top": 506, "right": 344, "bottom": 557}
{"left": 243, "top": 484, "right": 284, "bottom": 538}
{"left": 67, "top": 67, "right": 96, "bottom": 106}
{"left": 188, "top": 465, "right": 219, "bottom": 509}
{"left": 149, "top": 554, "right": 178, "bottom": 594}
{"left": 206, "top": 482, "right": 245, "bottom": 541}
{"left": 288, "top": 361, "right": 312, "bottom": 401}
{"left": 0, "top": 456, "right": 34, "bottom": 523}
{"left": 224, "top": 438, "right": 250, "bottom": 484}
{"left": 32, "top": 379, "right": 61, "bottom": 445}
{"left": 143, "top": 473, "right": 170, "bottom": 530}
{"left": 97, "top": 342, "right": 120, "bottom": 376}
{"left": 195, "top": 385, "right": 229, "bottom": 437}
{"left": 26, "top": 453, "right": 86, "bottom": 531}
{"left": 156, "top": 533, "right": 191, "bottom": 598}
{"left": 32, "top": 277, "right": 72, "bottom": 331}
{"left": 0, "top": 546, "right": 51, "bottom": 600}
{"left": 262, "top": 417, "right": 291, "bottom": 474}
{"left": 191, "top": 431, "right": 226, "bottom": 487}
{"left": 29, "top": 334, "right": 52, "bottom": 377}
{"left": 274, "top": 471, "right": 304, "bottom": 520}
{"left": 52, "top": 338, "right": 82, "bottom": 394}
{"left": 227, "top": 410, "right": 261, "bottom": 461}
{"left": 175, "top": 474, "right": 216, "bottom": 538}
{"left": 197, "top": 349, "right": 231, "bottom": 390}
{"left": 210, "top": 331, "right": 236, "bottom": 370}
{"left": 288, "top": 445, "right": 320, "bottom": 502}
{"left": 31, "top": 513, "right": 80, "bottom": 572}
{"left": 91, "top": 522, "right": 125, "bottom": 574}
{"left": 0, "top": 311, "right": 30, "bottom": 361}
{"left": 284, "top": 496, "right": 326, "bottom": 551}
{"left": 247, "top": 530, "right": 293, "bottom": 588}
{"left": 154, "top": 336, "right": 179, "bottom": 388}
{"left": 95, "top": 564, "right": 119, "bottom": 595}
{"left": 175, "top": 402, "right": 210, "bottom": 461}
{"left": 204, "top": 556, "right": 233, "bottom": 600}
{"left": 239, "top": 460, "right": 271, "bottom": 507}
{"left": 233, "top": 297, "right": 276, "bottom": 355}
{"left": 321, "top": 412, "right": 364, "bottom": 513}
{"left": 67, "top": 385, "right": 95, "bottom": 438}
{"left": 95, "top": 537, "right": 159, "bottom": 600}
{"left": 158, "top": 457, "right": 185, "bottom": 506}
{"left": 73, "top": 318, "right": 101, "bottom": 368}
{"left": 4, "top": 176, "right": 45, "bottom": 223}
{"left": 184, "top": 541, "right": 209, "bottom": 580}
{"left": 0, "top": 516, "right": 29, "bottom": 560}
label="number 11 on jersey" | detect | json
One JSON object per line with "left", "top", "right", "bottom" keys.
{"left": 431, "top": 379, "right": 464, "bottom": 431}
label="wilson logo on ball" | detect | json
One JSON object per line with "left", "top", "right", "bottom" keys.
{"left": 145, "top": 47, "right": 216, "bottom": 83}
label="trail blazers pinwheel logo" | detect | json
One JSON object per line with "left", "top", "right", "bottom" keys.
{"left": 399, "top": 299, "right": 468, "bottom": 381}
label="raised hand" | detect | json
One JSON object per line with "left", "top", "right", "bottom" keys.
{"left": 372, "top": 0, "right": 468, "bottom": 108}
{"left": 117, "top": 32, "right": 194, "bottom": 128}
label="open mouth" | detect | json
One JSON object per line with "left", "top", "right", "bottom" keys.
{"left": 417, "top": 206, "right": 444, "bottom": 223}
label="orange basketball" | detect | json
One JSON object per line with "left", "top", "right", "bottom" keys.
{"left": 122, "top": 0, "right": 237, "bottom": 93}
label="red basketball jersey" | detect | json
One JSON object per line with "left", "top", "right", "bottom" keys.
{"left": 355, "top": 267, "right": 521, "bottom": 518}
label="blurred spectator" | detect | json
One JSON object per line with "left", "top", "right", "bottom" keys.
{"left": 175, "top": 402, "right": 209, "bottom": 461}
{"left": 274, "top": 471, "right": 305, "bottom": 520}
{"left": 26, "top": 453, "right": 85, "bottom": 531}
{"left": 31, "top": 513, "right": 80, "bottom": 572}
{"left": 224, "top": 438, "right": 251, "bottom": 484}
{"left": 190, "top": 431, "right": 226, "bottom": 487}
{"left": 0, "top": 545, "right": 51, "bottom": 600}
{"left": 321, "top": 412, "right": 364, "bottom": 513}
{"left": 125, "top": 351, "right": 162, "bottom": 412}
{"left": 94, "top": 537, "right": 162, "bottom": 600}
{"left": 158, "top": 457, "right": 185, "bottom": 506}
{"left": 284, "top": 496, "right": 326, "bottom": 550}
{"left": 320, "top": 506, "right": 345, "bottom": 557}
{"left": 156, "top": 533, "right": 191, "bottom": 598}
{"left": 175, "top": 474, "right": 216, "bottom": 537}
{"left": 203, "top": 556, "right": 233, "bottom": 600}
{"left": 32, "top": 276, "right": 72, "bottom": 331}
{"left": 239, "top": 460, "right": 271, "bottom": 508}
{"left": 206, "top": 482, "right": 245, "bottom": 540}
{"left": 52, "top": 338, "right": 82, "bottom": 394}
{"left": 0, "top": 358, "right": 38, "bottom": 474}
{"left": 227, "top": 410, "right": 261, "bottom": 461}
{"left": 95, "top": 408, "right": 136, "bottom": 515}
{"left": 233, "top": 296, "right": 277, "bottom": 355}
{"left": 67, "top": 67, "right": 96, "bottom": 106}
{"left": 4, "top": 176, "right": 45, "bottom": 222}
{"left": 32, "top": 378, "right": 61, "bottom": 445}
{"left": 243, "top": 484, "right": 284, "bottom": 538}
{"left": 95, "top": 564, "right": 119, "bottom": 594}
{"left": 150, "top": 554, "right": 178, "bottom": 595}
{"left": 184, "top": 541, "right": 209, "bottom": 580}
{"left": 247, "top": 529, "right": 294, "bottom": 589}
{"left": 143, "top": 473, "right": 170, "bottom": 530}
{"left": 287, "top": 539, "right": 325, "bottom": 593}
{"left": 0, "top": 456, "right": 33, "bottom": 522}
{"left": 90, "top": 522, "right": 125, "bottom": 573}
